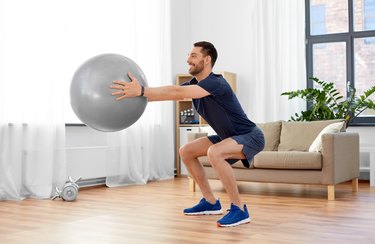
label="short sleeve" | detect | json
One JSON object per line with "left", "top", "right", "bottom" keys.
{"left": 197, "top": 78, "right": 226, "bottom": 97}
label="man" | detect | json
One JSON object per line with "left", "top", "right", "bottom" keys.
{"left": 111, "top": 41, "right": 265, "bottom": 227}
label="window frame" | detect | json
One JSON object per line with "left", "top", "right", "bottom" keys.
{"left": 305, "top": 0, "right": 375, "bottom": 126}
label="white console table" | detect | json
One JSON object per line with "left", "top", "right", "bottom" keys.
{"left": 361, "top": 146, "right": 375, "bottom": 187}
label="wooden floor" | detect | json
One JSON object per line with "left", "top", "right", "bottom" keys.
{"left": 1, "top": 178, "right": 375, "bottom": 244}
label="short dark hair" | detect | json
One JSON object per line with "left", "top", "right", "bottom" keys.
{"left": 194, "top": 41, "right": 218, "bottom": 68}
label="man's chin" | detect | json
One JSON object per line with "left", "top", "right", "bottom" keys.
{"left": 189, "top": 69, "right": 199, "bottom": 76}
{"left": 188, "top": 70, "right": 196, "bottom": 76}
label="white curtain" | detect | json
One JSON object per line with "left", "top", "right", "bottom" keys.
{"left": 248, "top": 0, "right": 306, "bottom": 122}
{"left": 0, "top": 1, "right": 66, "bottom": 200}
{"left": 106, "top": 0, "right": 174, "bottom": 187}
{"left": 1, "top": 0, "right": 174, "bottom": 196}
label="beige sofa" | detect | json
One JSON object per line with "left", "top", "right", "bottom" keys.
{"left": 188, "top": 120, "right": 359, "bottom": 200}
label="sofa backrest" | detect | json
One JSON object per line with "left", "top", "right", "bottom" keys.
{"left": 257, "top": 119, "right": 345, "bottom": 152}
{"left": 278, "top": 119, "right": 345, "bottom": 151}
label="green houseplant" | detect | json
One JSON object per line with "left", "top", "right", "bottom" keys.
{"left": 281, "top": 77, "right": 375, "bottom": 128}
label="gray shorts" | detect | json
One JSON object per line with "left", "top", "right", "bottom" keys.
{"left": 207, "top": 126, "right": 265, "bottom": 168}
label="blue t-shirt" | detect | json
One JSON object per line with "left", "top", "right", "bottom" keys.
{"left": 183, "top": 73, "right": 255, "bottom": 139}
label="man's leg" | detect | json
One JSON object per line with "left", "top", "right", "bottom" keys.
{"left": 206, "top": 138, "right": 246, "bottom": 210}
{"left": 179, "top": 137, "right": 216, "bottom": 204}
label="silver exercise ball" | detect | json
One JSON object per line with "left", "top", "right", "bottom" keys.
{"left": 70, "top": 54, "right": 148, "bottom": 132}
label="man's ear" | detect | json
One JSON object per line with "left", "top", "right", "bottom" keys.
{"left": 204, "top": 55, "right": 211, "bottom": 66}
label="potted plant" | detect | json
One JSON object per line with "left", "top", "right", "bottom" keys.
{"left": 281, "top": 77, "right": 375, "bottom": 128}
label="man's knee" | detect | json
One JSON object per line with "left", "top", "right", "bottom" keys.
{"left": 179, "top": 143, "right": 196, "bottom": 162}
{"left": 207, "top": 145, "right": 223, "bottom": 167}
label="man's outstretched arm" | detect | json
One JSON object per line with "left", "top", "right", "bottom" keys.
{"left": 111, "top": 72, "right": 209, "bottom": 101}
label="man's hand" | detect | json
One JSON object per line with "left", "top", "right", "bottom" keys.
{"left": 111, "top": 72, "right": 142, "bottom": 100}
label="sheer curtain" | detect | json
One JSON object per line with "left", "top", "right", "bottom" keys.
{"left": 0, "top": 1, "right": 66, "bottom": 200}
{"left": 106, "top": 0, "right": 174, "bottom": 187}
{"left": 0, "top": 0, "right": 174, "bottom": 199}
{"left": 248, "top": 0, "right": 306, "bottom": 122}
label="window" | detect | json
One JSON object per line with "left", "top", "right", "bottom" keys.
{"left": 311, "top": 5, "right": 326, "bottom": 35}
{"left": 365, "top": 0, "right": 375, "bottom": 30}
{"left": 364, "top": 0, "right": 375, "bottom": 42}
{"left": 306, "top": 0, "right": 375, "bottom": 125}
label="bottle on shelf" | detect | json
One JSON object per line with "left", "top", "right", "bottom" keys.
{"left": 180, "top": 108, "right": 199, "bottom": 124}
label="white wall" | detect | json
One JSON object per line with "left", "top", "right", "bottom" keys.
{"left": 173, "top": 0, "right": 253, "bottom": 110}
{"left": 194, "top": 0, "right": 254, "bottom": 111}
{"left": 348, "top": 126, "right": 375, "bottom": 177}
{"left": 170, "top": 0, "right": 192, "bottom": 80}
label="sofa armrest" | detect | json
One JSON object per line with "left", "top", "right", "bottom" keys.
{"left": 187, "top": 132, "right": 208, "bottom": 142}
{"left": 321, "top": 132, "right": 359, "bottom": 184}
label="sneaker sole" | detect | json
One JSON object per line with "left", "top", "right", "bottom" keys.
{"left": 184, "top": 209, "right": 223, "bottom": 215}
{"left": 217, "top": 217, "right": 250, "bottom": 227}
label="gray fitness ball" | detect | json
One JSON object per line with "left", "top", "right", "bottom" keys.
{"left": 70, "top": 54, "right": 148, "bottom": 132}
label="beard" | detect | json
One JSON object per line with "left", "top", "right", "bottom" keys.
{"left": 188, "top": 60, "right": 204, "bottom": 76}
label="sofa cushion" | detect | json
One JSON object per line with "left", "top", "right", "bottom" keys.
{"left": 198, "top": 156, "right": 247, "bottom": 169}
{"left": 278, "top": 119, "right": 344, "bottom": 151}
{"left": 199, "top": 156, "right": 209, "bottom": 166}
{"left": 256, "top": 121, "right": 282, "bottom": 151}
{"left": 253, "top": 151, "right": 322, "bottom": 169}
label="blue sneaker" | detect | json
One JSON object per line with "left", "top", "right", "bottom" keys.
{"left": 183, "top": 198, "right": 223, "bottom": 215}
{"left": 217, "top": 203, "right": 250, "bottom": 227}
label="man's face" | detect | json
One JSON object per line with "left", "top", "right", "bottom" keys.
{"left": 187, "top": 47, "right": 205, "bottom": 76}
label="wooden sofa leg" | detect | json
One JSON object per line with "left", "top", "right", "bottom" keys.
{"left": 352, "top": 178, "right": 358, "bottom": 192}
{"left": 189, "top": 177, "right": 196, "bottom": 192}
{"left": 327, "top": 185, "right": 335, "bottom": 200}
